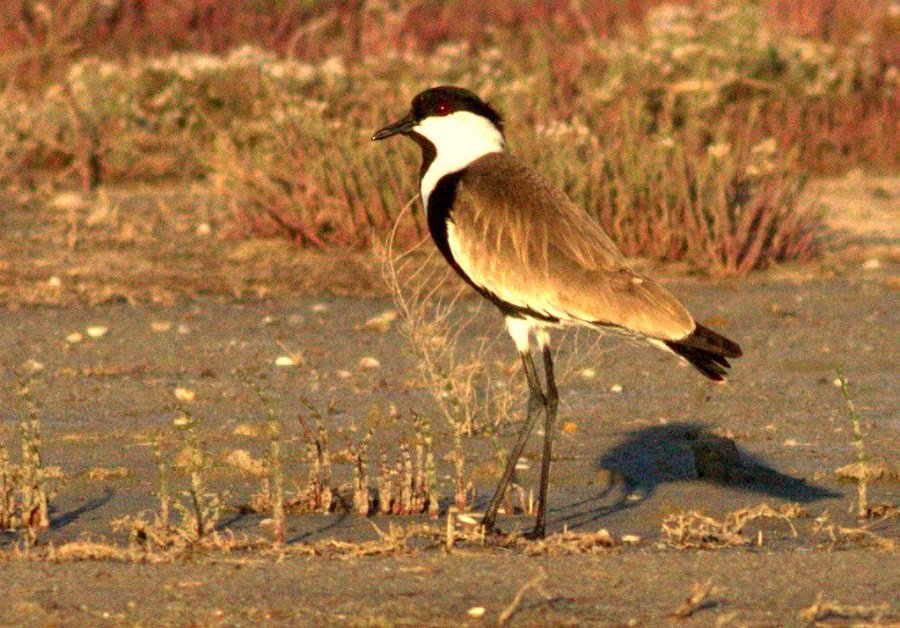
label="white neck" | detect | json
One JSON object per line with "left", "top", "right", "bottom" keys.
{"left": 416, "top": 111, "right": 505, "bottom": 207}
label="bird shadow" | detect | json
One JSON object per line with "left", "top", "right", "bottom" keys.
{"left": 554, "top": 422, "right": 841, "bottom": 530}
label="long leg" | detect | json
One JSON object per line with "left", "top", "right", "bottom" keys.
{"left": 532, "top": 344, "right": 559, "bottom": 538}
{"left": 481, "top": 349, "right": 545, "bottom": 533}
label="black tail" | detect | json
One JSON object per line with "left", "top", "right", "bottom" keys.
{"left": 664, "top": 323, "right": 743, "bottom": 382}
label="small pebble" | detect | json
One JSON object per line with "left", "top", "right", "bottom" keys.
{"left": 66, "top": 332, "right": 84, "bottom": 344}
{"left": 86, "top": 326, "right": 108, "bottom": 338}
{"left": 51, "top": 192, "right": 85, "bottom": 210}
{"left": 174, "top": 388, "right": 196, "bottom": 402}
{"left": 358, "top": 310, "right": 398, "bottom": 332}
{"left": 862, "top": 258, "right": 882, "bottom": 270}
{"left": 233, "top": 424, "right": 261, "bottom": 437}
{"left": 610, "top": 384, "right": 623, "bottom": 393}
{"left": 359, "top": 356, "right": 380, "bottom": 369}
{"left": 22, "top": 359, "right": 44, "bottom": 372}
{"left": 225, "top": 449, "right": 264, "bottom": 476}
{"left": 467, "top": 607, "right": 486, "bottom": 618}
{"left": 275, "top": 356, "right": 296, "bottom": 367}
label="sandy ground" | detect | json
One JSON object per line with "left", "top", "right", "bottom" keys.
{"left": 0, "top": 174, "right": 898, "bottom": 626}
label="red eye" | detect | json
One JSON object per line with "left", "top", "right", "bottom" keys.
{"left": 434, "top": 101, "right": 452, "bottom": 116}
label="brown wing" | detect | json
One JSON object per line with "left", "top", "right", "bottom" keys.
{"left": 447, "top": 152, "right": 695, "bottom": 340}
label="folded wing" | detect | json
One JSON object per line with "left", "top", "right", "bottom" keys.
{"left": 447, "top": 152, "right": 696, "bottom": 341}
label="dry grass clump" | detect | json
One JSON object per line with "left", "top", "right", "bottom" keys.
{"left": 327, "top": 413, "right": 440, "bottom": 518}
{"left": 0, "top": 48, "right": 348, "bottom": 193}
{"left": 662, "top": 503, "right": 805, "bottom": 548}
{"left": 521, "top": 529, "right": 617, "bottom": 555}
{"left": 0, "top": 380, "right": 64, "bottom": 547}
{"left": 832, "top": 370, "right": 900, "bottom": 520}
{"left": 109, "top": 393, "right": 232, "bottom": 553}
{"left": 812, "top": 508, "right": 900, "bottom": 552}
{"left": 4, "top": 521, "right": 434, "bottom": 563}
{"left": 799, "top": 593, "right": 892, "bottom": 626}
{"left": 232, "top": 385, "right": 439, "bottom": 527}
{"left": 212, "top": 104, "right": 423, "bottom": 249}
{"left": 373, "top": 412, "right": 440, "bottom": 517}
{"left": 292, "top": 413, "right": 335, "bottom": 515}
{"left": 385, "top": 227, "right": 524, "bottom": 511}
{"left": 169, "top": 408, "right": 228, "bottom": 542}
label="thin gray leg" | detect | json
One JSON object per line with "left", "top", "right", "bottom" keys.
{"left": 532, "top": 345, "right": 559, "bottom": 538}
{"left": 482, "top": 350, "right": 545, "bottom": 534}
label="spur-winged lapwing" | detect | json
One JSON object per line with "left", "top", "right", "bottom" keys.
{"left": 373, "top": 86, "right": 742, "bottom": 538}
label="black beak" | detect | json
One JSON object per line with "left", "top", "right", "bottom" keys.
{"left": 372, "top": 111, "right": 416, "bottom": 141}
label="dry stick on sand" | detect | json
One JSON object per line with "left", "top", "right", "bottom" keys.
{"left": 243, "top": 377, "right": 286, "bottom": 545}
{"left": 834, "top": 369, "right": 882, "bottom": 519}
{"left": 798, "top": 592, "right": 890, "bottom": 625}
{"left": 497, "top": 567, "right": 550, "bottom": 625}
{"left": 670, "top": 580, "right": 722, "bottom": 619}
{"left": 0, "top": 442, "right": 15, "bottom": 530}
{"left": 152, "top": 433, "right": 171, "bottom": 538}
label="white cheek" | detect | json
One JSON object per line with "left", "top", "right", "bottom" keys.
{"left": 417, "top": 111, "right": 504, "bottom": 207}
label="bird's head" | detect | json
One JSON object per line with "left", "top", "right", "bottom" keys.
{"left": 372, "top": 86, "right": 505, "bottom": 160}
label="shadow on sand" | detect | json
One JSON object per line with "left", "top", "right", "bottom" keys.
{"left": 555, "top": 422, "right": 840, "bottom": 530}
{"left": 1, "top": 488, "right": 114, "bottom": 548}
{"left": 51, "top": 487, "right": 115, "bottom": 529}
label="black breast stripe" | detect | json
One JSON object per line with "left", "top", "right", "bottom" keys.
{"left": 409, "top": 132, "right": 437, "bottom": 182}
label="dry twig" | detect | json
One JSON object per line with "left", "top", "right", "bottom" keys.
{"left": 670, "top": 579, "right": 721, "bottom": 619}
{"left": 799, "top": 592, "right": 890, "bottom": 625}
{"left": 498, "top": 567, "right": 550, "bottom": 625}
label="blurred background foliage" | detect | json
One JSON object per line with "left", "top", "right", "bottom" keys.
{"left": 1, "top": 0, "right": 897, "bottom": 272}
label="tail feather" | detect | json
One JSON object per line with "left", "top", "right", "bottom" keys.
{"left": 664, "top": 323, "right": 742, "bottom": 382}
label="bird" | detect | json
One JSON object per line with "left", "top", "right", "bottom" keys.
{"left": 372, "top": 86, "right": 742, "bottom": 538}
